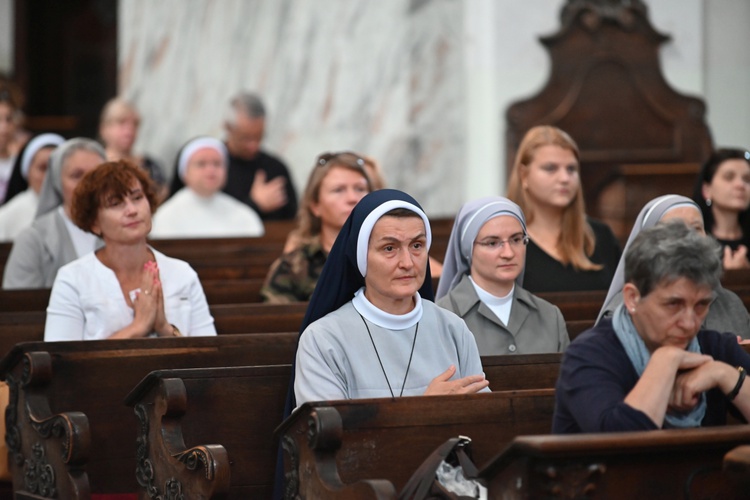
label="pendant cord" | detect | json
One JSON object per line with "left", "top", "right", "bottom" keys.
{"left": 358, "top": 313, "right": 419, "bottom": 398}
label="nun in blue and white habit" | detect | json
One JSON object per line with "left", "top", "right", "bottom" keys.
{"left": 596, "top": 194, "right": 750, "bottom": 339}
{"left": 292, "top": 189, "right": 489, "bottom": 406}
{"left": 436, "top": 196, "right": 568, "bottom": 355}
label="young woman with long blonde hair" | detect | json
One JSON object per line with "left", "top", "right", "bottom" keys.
{"left": 506, "top": 125, "right": 620, "bottom": 292}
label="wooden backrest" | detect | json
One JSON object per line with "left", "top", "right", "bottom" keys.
{"left": 119, "top": 352, "right": 566, "bottom": 497}
{"left": 0, "top": 218, "right": 455, "bottom": 286}
{"left": 0, "top": 333, "right": 297, "bottom": 496}
{"left": 276, "top": 390, "right": 556, "bottom": 498}
{"left": 0, "top": 302, "right": 309, "bottom": 359}
{"left": 482, "top": 353, "right": 561, "bottom": 390}
{"left": 481, "top": 426, "right": 750, "bottom": 498}
{"left": 0, "top": 278, "right": 266, "bottom": 314}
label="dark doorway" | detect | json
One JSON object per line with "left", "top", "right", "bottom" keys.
{"left": 13, "top": 0, "right": 117, "bottom": 139}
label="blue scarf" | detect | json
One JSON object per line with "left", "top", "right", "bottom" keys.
{"left": 612, "top": 304, "right": 706, "bottom": 428}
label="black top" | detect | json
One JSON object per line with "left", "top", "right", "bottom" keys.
{"left": 523, "top": 218, "right": 621, "bottom": 293}
{"left": 141, "top": 155, "right": 166, "bottom": 187}
{"left": 223, "top": 150, "right": 298, "bottom": 221}
{"left": 715, "top": 235, "right": 750, "bottom": 264}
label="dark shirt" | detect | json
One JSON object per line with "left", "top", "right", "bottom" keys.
{"left": 223, "top": 149, "right": 298, "bottom": 221}
{"left": 142, "top": 155, "right": 166, "bottom": 187}
{"left": 523, "top": 218, "right": 621, "bottom": 293}
{"left": 715, "top": 235, "right": 750, "bottom": 263}
{"left": 260, "top": 240, "right": 327, "bottom": 303}
{"left": 553, "top": 319, "right": 750, "bottom": 434}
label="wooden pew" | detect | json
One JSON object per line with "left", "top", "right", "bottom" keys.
{"left": 275, "top": 391, "right": 555, "bottom": 498}
{"left": 0, "top": 334, "right": 297, "bottom": 498}
{"left": 0, "top": 218, "right": 455, "bottom": 287}
{"left": 125, "top": 365, "right": 291, "bottom": 499}
{"left": 480, "top": 426, "right": 750, "bottom": 499}
{"left": 0, "top": 302, "right": 309, "bottom": 359}
{"left": 121, "top": 351, "right": 564, "bottom": 498}
{"left": 0, "top": 278, "right": 268, "bottom": 314}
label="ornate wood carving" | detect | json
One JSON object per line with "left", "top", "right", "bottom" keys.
{"left": 173, "top": 446, "right": 216, "bottom": 480}
{"left": 134, "top": 378, "right": 229, "bottom": 500}
{"left": 134, "top": 402, "right": 187, "bottom": 500}
{"left": 135, "top": 403, "right": 161, "bottom": 499}
{"left": 5, "top": 372, "right": 22, "bottom": 467}
{"left": 307, "top": 406, "right": 343, "bottom": 452}
{"left": 29, "top": 415, "right": 72, "bottom": 462}
{"left": 23, "top": 442, "right": 57, "bottom": 498}
{"left": 162, "top": 478, "right": 185, "bottom": 500}
{"left": 4, "top": 350, "right": 89, "bottom": 497}
{"left": 282, "top": 434, "right": 300, "bottom": 500}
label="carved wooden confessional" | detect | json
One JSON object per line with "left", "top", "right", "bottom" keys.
{"left": 505, "top": 0, "right": 713, "bottom": 238}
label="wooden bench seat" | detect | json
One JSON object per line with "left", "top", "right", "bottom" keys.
{"left": 120, "top": 350, "right": 567, "bottom": 497}
{"left": 0, "top": 334, "right": 297, "bottom": 498}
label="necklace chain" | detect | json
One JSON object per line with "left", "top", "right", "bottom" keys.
{"left": 358, "top": 313, "right": 419, "bottom": 398}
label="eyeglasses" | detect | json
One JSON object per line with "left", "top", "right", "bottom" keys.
{"left": 316, "top": 151, "right": 366, "bottom": 169}
{"left": 474, "top": 234, "right": 529, "bottom": 250}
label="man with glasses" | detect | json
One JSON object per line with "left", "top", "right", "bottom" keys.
{"left": 223, "top": 92, "right": 298, "bottom": 220}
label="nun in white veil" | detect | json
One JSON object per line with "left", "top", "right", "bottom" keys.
{"left": 0, "top": 133, "right": 64, "bottom": 241}
{"left": 436, "top": 196, "right": 569, "bottom": 355}
{"left": 596, "top": 194, "right": 750, "bottom": 339}
{"left": 150, "top": 136, "right": 264, "bottom": 238}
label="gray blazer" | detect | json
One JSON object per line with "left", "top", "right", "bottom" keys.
{"left": 601, "top": 287, "right": 750, "bottom": 340}
{"left": 436, "top": 274, "right": 570, "bottom": 356}
{"left": 2, "top": 210, "right": 94, "bottom": 289}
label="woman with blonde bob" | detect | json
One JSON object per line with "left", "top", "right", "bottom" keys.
{"left": 261, "top": 151, "right": 373, "bottom": 303}
{"left": 507, "top": 125, "right": 620, "bottom": 292}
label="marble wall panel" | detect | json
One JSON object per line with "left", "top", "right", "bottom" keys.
{"left": 119, "top": 0, "right": 466, "bottom": 216}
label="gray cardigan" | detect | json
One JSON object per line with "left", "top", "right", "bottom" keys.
{"left": 2, "top": 210, "right": 93, "bottom": 289}
{"left": 436, "top": 274, "right": 569, "bottom": 356}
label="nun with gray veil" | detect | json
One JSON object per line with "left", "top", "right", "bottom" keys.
{"left": 2, "top": 138, "right": 105, "bottom": 289}
{"left": 436, "top": 196, "right": 568, "bottom": 355}
{"left": 0, "top": 132, "right": 65, "bottom": 241}
{"left": 597, "top": 194, "right": 750, "bottom": 339}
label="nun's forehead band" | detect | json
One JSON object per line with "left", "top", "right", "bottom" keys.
{"left": 356, "top": 200, "right": 431, "bottom": 276}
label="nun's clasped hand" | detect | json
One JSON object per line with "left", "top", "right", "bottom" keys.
{"left": 423, "top": 365, "right": 490, "bottom": 396}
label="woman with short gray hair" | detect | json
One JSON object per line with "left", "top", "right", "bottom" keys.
{"left": 554, "top": 220, "right": 750, "bottom": 433}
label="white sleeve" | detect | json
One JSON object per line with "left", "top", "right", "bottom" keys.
{"left": 44, "top": 268, "right": 85, "bottom": 341}
{"left": 184, "top": 270, "right": 216, "bottom": 336}
{"left": 294, "top": 326, "right": 348, "bottom": 406}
